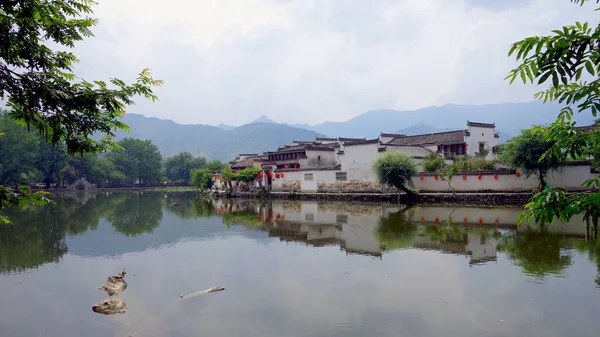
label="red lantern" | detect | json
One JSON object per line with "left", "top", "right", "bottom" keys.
{"left": 434, "top": 174, "right": 439, "bottom": 180}
{"left": 268, "top": 171, "right": 273, "bottom": 177}
{"left": 280, "top": 173, "right": 284, "bottom": 178}
{"left": 516, "top": 171, "right": 521, "bottom": 177}
{"left": 463, "top": 218, "right": 467, "bottom": 224}
{"left": 462, "top": 175, "right": 467, "bottom": 180}
{"left": 494, "top": 219, "right": 499, "bottom": 226}
{"left": 494, "top": 174, "right": 499, "bottom": 180}
{"left": 275, "top": 173, "right": 280, "bottom": 178}
{"left": 259, "top": 171, "right": 263, "bottom": 177}
{"left": 478, "top": 219, "right": 483, "bottom": 225}
{"left": 477, "top": 174, "right": 482, "bottom": 180}
{"left": 435, "top": 217, "right": 439, "bottom": 224}
{"left": 420, "top": 175, "right": 424, "bottom": 180}
{"left": 420, "top": 217, "right": 425, "bottom": 223}
{"left": 281, "top": 215, "right": 285, "bottom": 221}
{"left": 407, "top": 216, "right": 411, "bottom": 221}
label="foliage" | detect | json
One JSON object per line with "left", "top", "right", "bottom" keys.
{"left": 374, "top": 209, "right": 419, "bottom": 250}
{"left": 220, "top": 166, "right": 234, "bottom": 189}
{"left": 372, "top": 152, "right": 419, "bottom": 195}
{"left": 205, "top": 160, "right": 225, "bottom": 173}
{"left": 498, "top": 231, "right": 573, "bottom": 277}
{"left": 0, "top": 185, "right": 53, "bottom": 224}
{"left": 452, "top": 156, "right": 496, "bottom": 171}
{"left": 422, "top": 152, "right": 445, "bottom": 172}
{"left": 107, "top": 138, "right": 163, "bottom": 185}
{"left": 191, "top": 169, "right": 214, "bottom": 191}
{"left": 0, "top": 111, "right": 42, "bottom": 185}
{"left": 0, "top": 0, "right": 161, "bottom": 223}
{"left": 164, "top": 152, "right": 206, "bottom": 183}
{"left": 232, "top": 167, "right": 262, "bottom": 183}
{"left": 474, "top": 148, "right": 490, "bottom": 159}
{"left": 506, "top": 1, "right": 600, "bottom": 224}
{"left": 499, "top": 127, "right": 560, "bottom": 189}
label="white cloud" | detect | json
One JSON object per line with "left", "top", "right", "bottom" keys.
{"left": 69, "top": 0, "right": 598, "bottom": 125}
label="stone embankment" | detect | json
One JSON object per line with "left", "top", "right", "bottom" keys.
{"left": 217, "top": 191, "right": 533, "bottom": 205}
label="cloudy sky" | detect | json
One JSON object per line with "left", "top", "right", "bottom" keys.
{"left": 71, "top": 0, "right": 596, "bottom": 126}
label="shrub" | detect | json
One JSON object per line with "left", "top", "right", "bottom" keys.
{"left": 422, "top": 152, "right": 445, "bottom": 172}
{"left": 372, "top": 152, "right": 419, "bottom": 195}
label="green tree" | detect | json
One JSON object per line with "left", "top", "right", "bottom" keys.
{"left": 500, "top": 127, "right": 561, "bottom": 190}
{"left": 506, "top": 0, "right": 600, "bottom": 224}
{"left": 205, "top": 160, "right": 225, "bottom": 173}
{"left": 164, "top": 152, "right": 206, "bottom": 183}
{"left": 422, "top": 152, "right": 445, "bottom": 172}
{"left": 220, "top": 166, "right": 234, "bottom": 189}
{"left": 232, "top": 167, "right": 261, "bottom": 183}
{"left": 0, "top": 0, "right": 162, "bottom": 224}
{"left": 372, "top": 152, "right": 419, "bottom": 196}
{"left": 191, "top": 168, "right": 214, "bottom": 191}
{"left": 107, "top": 138, "right": 163, "bottom": 185}
{"left": 0, "top": 112, "right": 41, "bottom": 185}
{"left": 37, "top": 141, "right": 68, "bottom": 188}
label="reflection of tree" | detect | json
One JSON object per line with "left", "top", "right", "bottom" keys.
{"left": 423, "top": 224, "right": 501, "bottom": 244}
{"left": 163, "top": 194, "right": 215, "bottom": 219}
{"left": 107, "top": 193, "right": 163, "bottom": 236}
{"left": 0, "top": 205, "right": 67, "bottom": 274}
{"left": 498, "top": 231, "right": 572, "bottom": 278}
{"left": 374, "top": 209, "right": 419, "bottom": 250}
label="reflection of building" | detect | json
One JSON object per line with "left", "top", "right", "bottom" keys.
{"left": 466, "top": 232, "right": 499, "bottom": 265}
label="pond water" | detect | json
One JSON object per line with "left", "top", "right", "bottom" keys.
{"left": 1, "top": 191, "right": 599, "bottom": 337}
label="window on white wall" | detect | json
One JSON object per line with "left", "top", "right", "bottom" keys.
{"left": 479, "top": 143, "right": 485, "bottom": 152}
{"left": 304, "top": 173, "right": 313, "bottom": 181}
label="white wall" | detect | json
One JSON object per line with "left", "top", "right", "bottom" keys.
{"left": 272, "top": 169, "right": 338, "bottom": 192}
{"left": 413, "top": 165, "right": 598, "bottom": 192}
{"left": 339, "top": 143, "right": 382, "bottom": 182}
{"left": 466, "top": 125, "right": 498, "bottom": 159}
{"left": 305, "top": 149, "right": 336, "bottom": 168}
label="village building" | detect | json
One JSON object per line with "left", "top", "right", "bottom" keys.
{"left": 382, "top": 121, "right": 499, "bottom": 160}
{"left": 225, "top": 120, "right": 504, "bottom": 192}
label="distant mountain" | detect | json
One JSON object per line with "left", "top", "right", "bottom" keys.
{"left": 112, "top": 114, "right": 324, "bottom": 161}
{"left": 252, "top": 115, "right": 276, "bottom": 124}
{"left": 393, "top": 122, "right": 512, "bottom": 143}
{"left": 216, "top": 123, "right": 236, "bottom": 131}
{"left": 309, "top": 101, "right": 595, "bottom": 139}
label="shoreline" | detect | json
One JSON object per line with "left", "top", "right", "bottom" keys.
{"left": 38, "top": 187, "right": 533, "bottom": 205}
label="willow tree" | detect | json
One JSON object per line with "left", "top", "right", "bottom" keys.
{"left": 506, "top": 0, "right": 600, "bottom": 226}
{"left": 0, "top": 0, "right": 162, "bottom": 224}
{"left": 372, "top": 152, "right": 419, "bottom": 196}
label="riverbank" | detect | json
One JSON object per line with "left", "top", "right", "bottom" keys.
{"left": 222, "top": 191, "right": 533, "bottom": 205}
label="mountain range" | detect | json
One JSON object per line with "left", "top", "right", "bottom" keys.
{"left": 113, "top": 101, "right": 595, "bottom": 161}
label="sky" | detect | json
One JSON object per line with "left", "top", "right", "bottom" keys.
{"left": 70, "top": 0, "right": 597, "bottom": 126}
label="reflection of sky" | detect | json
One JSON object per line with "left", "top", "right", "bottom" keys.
{"left": 2, "top": 235, "right": 600, "bottom": 337}
{"left": 1, "top": 195, "right": 600, "bottom": 337}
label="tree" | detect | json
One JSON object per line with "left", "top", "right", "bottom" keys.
{"left": 107, "top": 138, "right": 163, "bottom": 185}
{"left": 500, "top": 127, "right": 561, "bottom": 190}
{"left": 232, "top": 167, "right": 262, "bottom": 184}
{"left": 0, "top": 0, "right": 162, "bottom": 224}
{"left": 37, "top": 141, "right": 68, "bottom": 188}
{"left": 506, "top": 0, "right": 600, "bottom": 225}
{"left": 372, "top": 152, "right": 419, "bottom": 196}
{"left": 0, "top": 111, "right": 41, "bottom": 185}
{"left": 191, "top": 169, "right": 214, "bottom": 191}
{"left": 164, "top": 152, "right": 206, "bottom": 183}
{"left": 205, "top": 160, "right": 225, "bottom": 173}
{"left": 220, "top": 166, "right": 234, "bottom": 189}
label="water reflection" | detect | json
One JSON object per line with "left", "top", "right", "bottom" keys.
{"left": 2, "top": 191, "right": 600, "bottom": 337}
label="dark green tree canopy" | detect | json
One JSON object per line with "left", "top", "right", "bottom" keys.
{"left": 107, "top": 138, "right": 163, "bottom": 185}
{"left": 164, "top": 152, "right": 206, "bottom": 183}
{"left": 372, "top": 152, "right": 419, "bottom": 195}
{"left": 499, "top": 127, "right": 560, "bottom": 189}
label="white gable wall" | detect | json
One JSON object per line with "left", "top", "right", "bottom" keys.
{"left": 465, "top": 125, "right": 498, "bottom": 160}
{"left": 339, "top": 143, "right": 382, "bottom": 182}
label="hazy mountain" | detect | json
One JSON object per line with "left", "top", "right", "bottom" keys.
{"left": 393, "top": 122, "right": 512, "bottom": 143}
{"left": 113, "top": 114, "right": 324, "bottom": 161}
{"left": 309, "top": 101, "right": 596, "bottom": 139}
{"left": 252, "top": 115, "right": 276, "bottom": 124}
{"left": 216, "top": 123, "right": 236, "bottom": 131}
